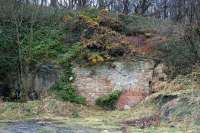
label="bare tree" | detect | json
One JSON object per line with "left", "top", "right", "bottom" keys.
{"left": 134, "top": 0, "right": 152, "bottom": 15}
{"left": 77, "top": 0, "right": 87, "bottom": 8}
{"left": 123, "top": 0, "right": 129, "bottom": 15}
{"left": 98, "top": 0, "right": 106, "bottom": 9}
{"left": 41, "top": 0, "right": 47, "bottom": 6}
{"left": 69, "top": 0, "right": 75, "bottom": 9}
{"left": 50, "top": 0, "right": 58, "bottom": 8}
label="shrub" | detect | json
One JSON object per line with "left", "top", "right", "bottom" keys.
{"left": 95, "top": 90, "right": 121, "bottom": 110}
{"left": 98, "top": 9, "right": 123, "bottom": 32}
{"left": 51, "top": 81, "right": 85, "bottom": 104}
{"left": 0, "top": 23, "right": 18, "bottom": 81}
{"left": 50, "top": 42, "right": 86, "bottom": 104}
{"left": 184, "top": 25, "right": 200, "bottom": 61}
{"left": 86, "top": 53, "right": 105, "bottom": 64}
{"left": 157, "top": 24, "right": 200, "bottom": 78}
{"left": 157, "top": 38, "right": 195, "bottom": 78}
{"left": 119, "top": 14, "right": 160, "bottom": 36}
{"left": 65, "top": 14, "right": 99, "bottom": 43}
{"left": 82, "top": 28, "right": 129, "bottom": 58}
{"left": 80, "top": 8, "right": 100, "bottom": 20}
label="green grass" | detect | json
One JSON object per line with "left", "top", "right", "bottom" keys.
{"left": 23, "top": 24, "right": 67, "bottom": 64}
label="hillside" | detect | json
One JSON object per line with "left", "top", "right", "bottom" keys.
{"left": 0, "top": 8, "right": 200, "bottom": 133}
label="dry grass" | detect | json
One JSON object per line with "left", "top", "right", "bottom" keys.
{"left": 0, "top": 71, "right": 199, "bottom": 132}
{"left": 0, "top": 93, "right": 199, "bottom": 132}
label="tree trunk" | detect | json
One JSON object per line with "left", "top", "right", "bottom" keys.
{"left": 77, "top": 0, "right": 87, "bottom": 8}
{"left": 163, "top": 0, "right": 168, "bottom": 19}
{"left": 69, "top": 0, "right": 75, "bottom": 9}
{"left": 16, "top": 22, "right": 26, "bottom": 101}
{"left": 123, "top": 0, "right": 129, "bottom": 15}
{"left": 41, "top": 0, "right": 47, "bottom": 7}
{"left": 50, "top": 0, "right": 57, "bottom": 8}
{"left": 98, "top": 0, "right": 105, "bottom": 9}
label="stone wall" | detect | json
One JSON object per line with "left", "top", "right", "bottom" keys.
{"left": 10, "top": 64, "right": 61, "bottom": 99}
{"left": 73, "top": 59, "right": 155, "bottom": 105}
{"left": 26, "top": 64, "right": 61, "bottom": 97}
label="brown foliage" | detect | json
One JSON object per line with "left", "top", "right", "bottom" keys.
{"left": 82, "top": 27, "right": 129, "bottom": 57}
{"left": 98, "top": 9, "right": 123, "bottom": 32}
{"left": 123, "top": 113, "right": 160, "bottom": 128}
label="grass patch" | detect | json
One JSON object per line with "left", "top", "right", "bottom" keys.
{"left": 0, "top": 122, "right": 8, "bottom": 131}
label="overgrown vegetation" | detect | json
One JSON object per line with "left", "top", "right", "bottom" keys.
{"left": 157, "top": 25, "right": 200, "bottom": 78}
{"left": 0, "top": 3, "right": 88, "bottom": 103}
{"left": 119, "top": 14, "right": 159, "bottom": 36}
{"left": 95, "top": 90, "right": 121, "bottom": 110}
{"left": 0, "top": 23, "right": 18, "bottom": 81}
{"left": 51, "top": 43, "right": 86, "bottom": 104}
{"left": 1, "top": 5, "right": 199, "bottom": 102}
{"left": 0, "top": 1, "right": 200, "bottom": 132}
{"left": 63, "top": 9, "right": 146, "bottom": 65}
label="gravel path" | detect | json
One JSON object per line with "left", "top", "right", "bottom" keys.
{"left": 0, "top": 120, "right": 101, "bottom": 133}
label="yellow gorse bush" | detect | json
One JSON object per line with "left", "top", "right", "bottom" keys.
{"left": 63, "top": 15, "right": 72, "bottom": 23}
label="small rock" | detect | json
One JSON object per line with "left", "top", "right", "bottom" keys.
{"left": 145, "top": 33, "right": 152, "bottom": 38}
{"left": 124, "top": 105, "right": 131, "bottom": 110}
{"left": 101, "top": 130, "right": 110, "bottom": 133}
{"left": 69, "top": 76, "right": 74, "bottom": 81}
{"left": 170, "top": 125, "right": 175, "bottom": 128}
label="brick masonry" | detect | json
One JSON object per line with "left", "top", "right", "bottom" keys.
{"left": 73, "top": 60, "right": 155, "bottom": 105}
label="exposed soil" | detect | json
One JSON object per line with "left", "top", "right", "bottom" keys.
{"left": 123, "top": 114, "right": 160, "bottom": 128}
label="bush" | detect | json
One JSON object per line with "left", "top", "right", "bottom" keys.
{"left": 64, "top": 13, "right": 99, "bottom": 44}
{"left": 184, "top": 25, "right": 200, "bottom": 60}
{"left": 98, "top": 9, "right": 123, "bottom": 32}
{"left": 23, "top": 25, "right": 67, "bottom": 64}
{"left": 95, "top": 90, "right": 121, "bottom": 110}
{"left": 157, "top": 25, "right": 200, "bottom": 78}
{"left": 157, "top": 39, "right": 195, "bottom": 78}
{"left": 82, "top": 27, "right": 129, "bottom": 58}
{"left": 119, "top": 14, "right": 160, "bottom": 36}
{"left": 51, "top": 42, "right": 86, "bottom": 104}
{"left": 0, "top": 23, "right": 18, "bottom": 81}
{"left": 79, "top": 8, "right": 100, "bottom": 21}
{"left": 51, "top": 81, "right": 85, "bottom": 104}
